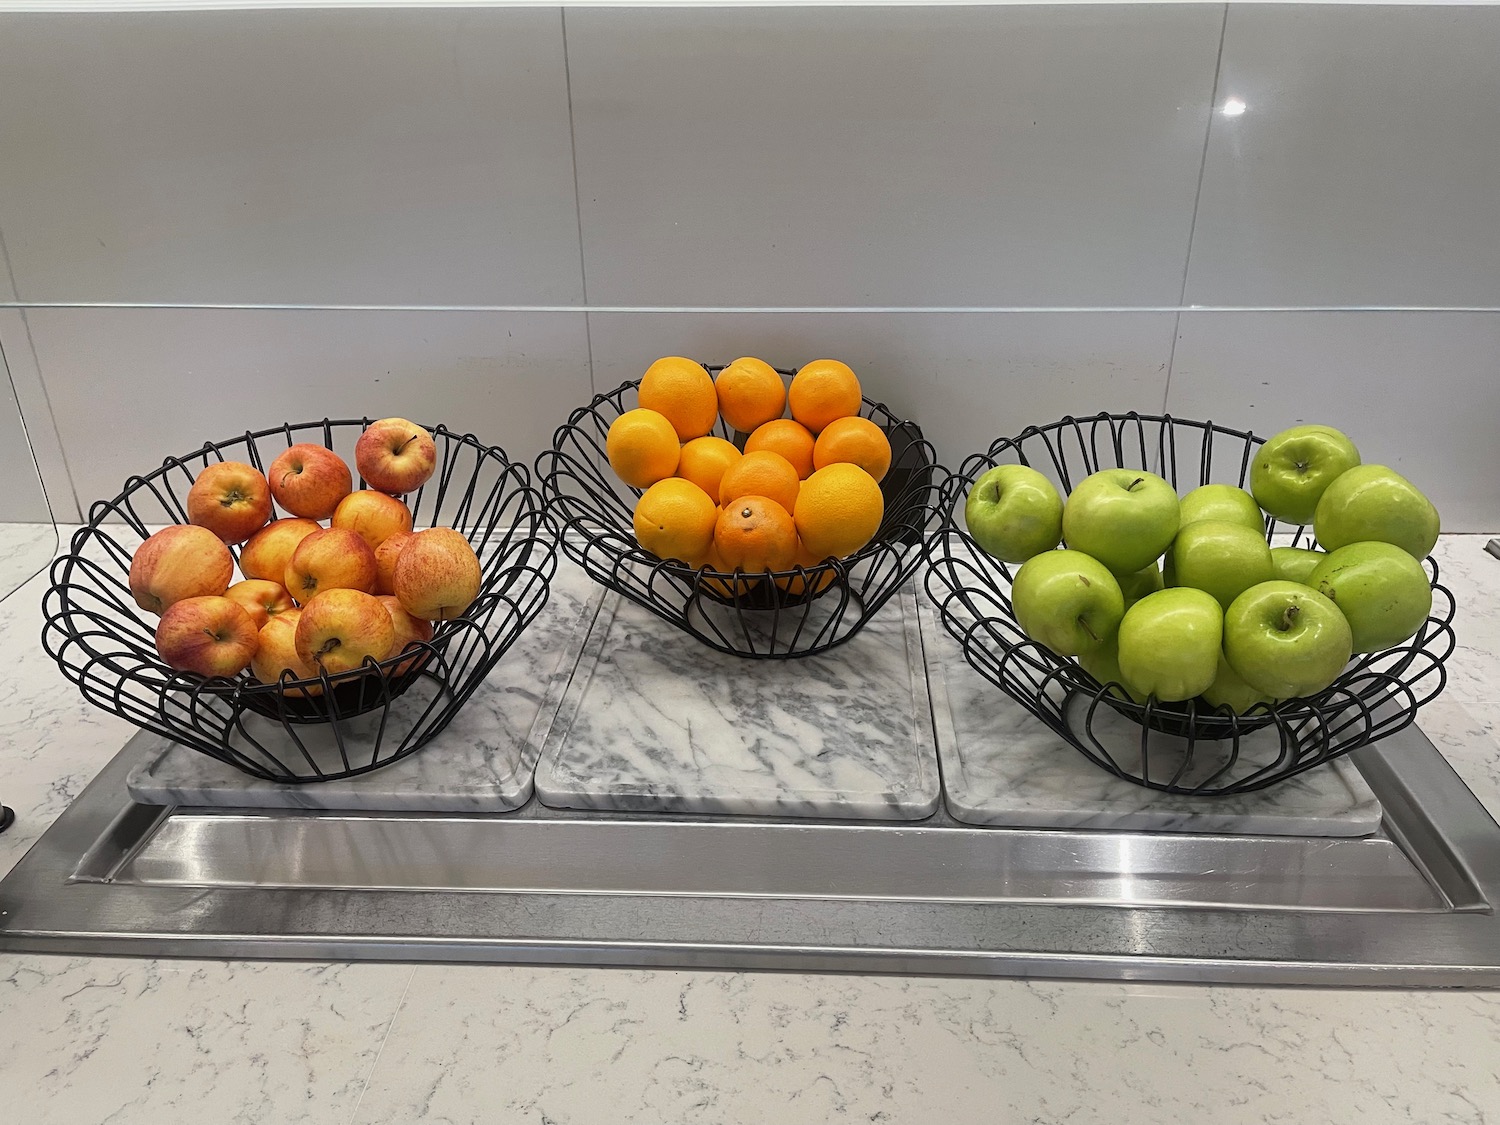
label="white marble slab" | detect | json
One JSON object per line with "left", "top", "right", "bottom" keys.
{"left": 535, "top": 584, "right": 940, "bottom": 819}
{"left": 125, "top": 562, "right": 603, "bottom": 812}
{"left": 919, "top": 595, "right": 1382, "bottom": 837}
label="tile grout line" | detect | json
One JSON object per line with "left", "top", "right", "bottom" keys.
{"left": 0, "top": 227, "right": 85, "bottom": 523}
{"left": 346, "top": 964, "right": 418, "bottom": 1125}
{"left": 3, "top": 303, "right": 1500, "bottom": 315}
{"left": 1161, "top": 1, "right": 1231, "bottom": 417}
{"left": 559, "top": 8, "right": 598, "bottom": 399}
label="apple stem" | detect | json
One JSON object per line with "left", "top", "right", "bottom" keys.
{"left": 1279, "top": 605, "right": 1300, "bottom": 632}
{"left": 1127, "top": 476, "right": 1145, "bottom": 491}
{"left": 1077, "top": 616, "right": 1099, "bottom": 643}
{"left": 396, "top": 434, "right": 420, "bottom": 454}
{"left": 315, "top": 638, "right": 341, "bottom": 659}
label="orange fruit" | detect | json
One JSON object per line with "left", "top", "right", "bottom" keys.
{"left": 607, "top": 408, "right": 680, "bottom": 489}
{"left": 715, "top": 496, "right": 798, "bottom": 574}
{"left": 788, "top": 359, "right": 862, "bottom": 433}
{"left": 677, "top": 436, "right": 742, "bottom": 500}
{"left": 794, "top": 462, "right": 884, "bottom": 560}
{"left": 638, "top": 356, "right": 718, "bottom": 441}
{"left": 743, "top": 418, "right": 816, "bottom": 479}
{"left": 812, "top": 416, "right": 892, "bottom": 482}
{"left": 717, "top": 450, "right": 801, "bottom": 515}
{"left": 775, "top": 540, "right": 838, "bottom": 597}
{"left": 715, "top": 357, "right": 786, "bottom": 433}
{"left": 633, "top": 478, "right": 718, "bottom": 567}
{"left": 700, "top": 541, "right": 760, "bottom": 600}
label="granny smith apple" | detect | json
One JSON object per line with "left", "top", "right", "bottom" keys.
{"left": 1249, "top": 425, "right": 1361, "bottom": 525}
{"left": 1312, "top": 464, "right": 1441, "bottom": 560}
{"left": 1223, "top": 581, "right": 1353, "bottom": 699}
{"left": 1077, "top": 640, "right": 1146, "bottom": 703}
{"left": 1179, "top": 484, "right": 1265, "bottom": 533}
{"left": 1118, "top": 562, "right": 1164, "bottom": 606}
{"left": 1010, "top": 549, "right": 1125, "bottom": 657}
{"left": 1200, "top": 652, "right": 1277, "bottom": 715}
{"left": 1061, "top": 469, "right": 1180, "bottom": 575}
{"left": 1306, "top": 541, "right": 1433, "bottom": 653}
{"left": 1168, "top": 519, "right": 1275, "bottom": 611}
{"left": 1270, "top": 546, "right": 1324, "bottom": 585}
{"left": 964, "top": 464, "right": 1064, "bottom": 564}
{"left": 1116, "top": 587, "right": 1223, "bottom": 702}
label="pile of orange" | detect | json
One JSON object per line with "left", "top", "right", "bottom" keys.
{"left": 607, "top": 356, "right": 890, "bottom": 587}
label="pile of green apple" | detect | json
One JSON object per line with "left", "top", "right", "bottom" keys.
{"left": 964, "top": 425, "right": 1441, "bottom": 713}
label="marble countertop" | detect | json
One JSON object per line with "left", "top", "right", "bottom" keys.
{"left": 2, "top": 526, "right": 1500, "bottom": 1124}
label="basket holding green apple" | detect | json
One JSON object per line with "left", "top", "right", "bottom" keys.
{"left": 925, "top": 414, "right": 1455, "bottom": 796}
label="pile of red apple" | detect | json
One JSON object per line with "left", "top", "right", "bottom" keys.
{"left": 964, "top": 425, "right": 1441, "bottom": 713}
{"left": 128, "top": 418, "right": 483, "bottom": 691}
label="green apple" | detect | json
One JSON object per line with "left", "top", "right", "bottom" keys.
{"left": 1179, "top": 484, "right": 1264, "bottom": 533}
{"left": 1010, "top": 549, "right": 1125, "bottom": 657}
{"left": 1168, "top": 520, "right": 1275, "bottom": 611}
{"left": 963, "top": 464, "right": 1064, "bottom": 564}
{"left": 1118, "top": 562, "right": 1164, "bottom": 606}
{"left": 1270, "top": 546, "right": 1324, "bottom": 584}
{"left": 1116, "top": 587, "right": 1223, "bottom": 702}
{"left": 1200, "top": 652, "right": 1277, "bottom": 715}
{"left": 1249, "top": 425, "right": 1361, "bottom": 525}
{"left": 1061, "top": 469, "right": 1180, "bottom": 575}
{"left": 1223, "top": 581, "right": 1353, "bottom": 699}
{"left": 1077, "top": 640, "right": 1146, "bottom": 703}
{"left": 1313, "top": 464, "right": 1441, "bottom": 560}
{"left": 1306, "top": 541, "right": 1433, "bottom": 654}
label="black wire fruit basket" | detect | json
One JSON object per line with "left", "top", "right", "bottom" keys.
{"left": 42, "top": 419, "right": 555, "bottom": 783}
{"left": 536, "top": 368, "right": 946, "bottom": 658}
{"left": 924, "top": 413, "right": 1456, "bottom": 795}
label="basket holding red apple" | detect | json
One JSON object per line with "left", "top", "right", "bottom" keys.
{"left": 130, "top": 419, "right": 483, "bottom": 689}
{"left": 42, "top": 418, "right": 554, "bottom": 782}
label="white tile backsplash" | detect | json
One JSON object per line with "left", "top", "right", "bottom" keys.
{"left": 24, "top": 309, "right": 590, "bottom": 509}
{"left": 0, "top": 10, "right": 583, "bottom": 307}
{"left": 567, "top": 6, "right": 1223, "bottom": 308}
{"left": 1186, "top": 5, "right": 1500, "bottom": 308}
{"left": 1166, "top": 311, "right": 1500, "bottom": 533}
{"left": 1, "top": 6, "right": 1498, "bottom": 531}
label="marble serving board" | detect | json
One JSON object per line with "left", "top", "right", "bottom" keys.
{"left": 918, "top": 596, "right": 1383, "bottom": 837}
{"left": 125, "top": 562, "right": 605, "bottom": 812}
{"left": 534, "top": 584, "right": 942, "bottom": 819}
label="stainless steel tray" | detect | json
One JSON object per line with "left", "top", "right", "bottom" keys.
{"left": 3, "top": 723, "right": 1499, "bottom": 985}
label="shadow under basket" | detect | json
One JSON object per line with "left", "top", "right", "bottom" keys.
{"left": 923, "top": 412, "right": 1456, "bottom": 796}
{"left": 536, "top": 371, "right": 947, "bottom": 658}
{"left": 42, "top": 419, "right": 557, "bottom": 783}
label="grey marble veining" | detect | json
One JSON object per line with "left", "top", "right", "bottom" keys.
{"left": 125, "top": 562, "right": 603, "bottom": 812}
{"left": 0, "top": 520, "right": 56, "bottom": 605}
{"left": 919, "top": 594, "right": 1382, "bottom": 836}
{"left": 535, "top": 584, "right": 940, "bottom": 819}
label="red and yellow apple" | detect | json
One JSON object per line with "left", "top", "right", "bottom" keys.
{"left": 283, "top": 527, "right": 377, "bottom": 603}
{"left": 373, "top": 530, "right": 415, "bottom": 596}
{"left": 268, "top": 443, "right": 352, "bottom": 519}
{"left": 187, "top": 461, "right": 273, "bottom": 545}
{"left": 331, "top": 490, "right": 413, "bottom": 552}
{"left": 294, "top": 588, "right": 396, "bottom": 676}
{"left": 393, "top": 527, "right": 483, "bottom": 621}
{"left": 355, "top": 418, "right": 437, "bottom": 495}
{"left": 224, "top": 579, "right": 296, "bottom": 630}
{"left": 251, "top": 612, "right": 320, "bottom": 695}
{"left": 378, "top": 594, "right": 435, "bottom": 675}
{"left": 154, "top": 595, "right": 259, "bottom": 678}
{"left": 129, "top": 525, "right": 234, "bottom": 615}
{"left": 239, "top": 517, "right": 320, "bottom": 584}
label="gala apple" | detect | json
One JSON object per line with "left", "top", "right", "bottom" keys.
{"left": 187, "top": 461, "right": 273, "bottom": 545}
{"left": 268, "top": 443, "right": 352, "bottom": 520}
{"left": 355, "top": 418, "right": 437, "bottom": 495}
{"left": 129, "top": 525, "right": 234, "bottom": 615}
{"left": 284, "top": 527, "right": 377, "bottom": 604}
{"left": 239, "top": 517, "right": 320, "bottom": 584}
{"left": 154, "top": 595, "right": 259, "bottom": 678}
{"left": 393, "top": 527, "right": 483, "bottom": 621}
{"left": 294, "top": 588, "right": 396, "bottom": 676}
